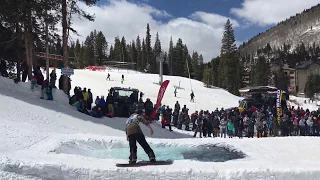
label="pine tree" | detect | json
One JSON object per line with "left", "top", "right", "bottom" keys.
{"left": 83, "top": 34, "right": 95, "bottom": 66}
{"left": 191, "top": 51, "right": 199, "bottom": 79}
{"left": 136, "top": 36, "right": 142, "bottom": 71}
{"left": 74, "top": 39, "right": 83, "bottom": 68}
{"left": 252, "top": 56, "right": 271, "bottom": 86}
{"left": 114, "top": 36, "right": 121, "bottom": 62}
{"left": 273, "top": 64, "right": 289, "bottom": 91}
{"left": 305, "top": 74, "right": 315, "bottom": 98}
{"left": 145, "top": 24, "right": 153, "bottom": 73}
{"left": 153, "top": 32, "right": 162, "bottom": 74}
{"left": 211, "top": 57, "right": 220, "bottom": 86}
{"left": 120, "top": 36, "right": 128, "bottom": 62}
{"left": 174, "top": 38, "right": 184, "bottom": 76}
{"left": 141, "top": 39, "right": 148, "bottom": 72}
{"left": 198, "top": 55, "right": 204, "bottom": 80}
{"left": 168, "top": 36, "right": 174, "bottom": 75}
{"left": 95, "top": 31, "right": 107, "bottom": 65}
{"left": 218, "top": 19, "right": 241, "bottom": 95}
{"left": 109, "top": 45, "right": 115, "bottom": 60}
{"left": 202, "top": 65, "right": 212, "bottom": 87}
{"left": 131, "top": 40, "right": 137, "bottom": 70}
{"left": 183, "top": 44, "right": 190, "bottom": 77}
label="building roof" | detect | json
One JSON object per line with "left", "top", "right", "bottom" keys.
{"left": 296, "top": 61, "right": 320, "bottom": 69}
{"left": 239, "top": 86, "right": 277, "bottom": 93}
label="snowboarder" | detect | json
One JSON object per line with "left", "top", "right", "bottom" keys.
{"left": 106, "top": 73, "right": 110, "bottom": 80}
{"left": 125, "top": 109, "right": 156, "bottom": 164}
{"left": 121, "top": 74, "right": 124, "bottom": 84}
{"left": 174, "top": 87, "right": 177, "bottom": 97}
{"left": 190, "top": 91, "right": 195, "bottom": 102}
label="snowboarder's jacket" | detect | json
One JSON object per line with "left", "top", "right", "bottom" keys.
{"left": 220, "top": 118, "right": 227, "bottom": 129}
{"left": 98, "top": 98, "right": 106, "bottom": 107}
{"left": 307, "top": 117, "right": 313, "bottom": 127}
{"left": 95, "top": 97, "right": 100, "bottom": 105}
{"left": 174, "top": 102, "right": 180, "bottom": 111}
{"left": 299, "top": 119, "right": 306, "bottom": 127}
{"left": 106, "top": 94, "right": 114, "bottom": 105}
{"left": 88, "top": 89, "right": 93, "bottom": 103}
{"left": 125, "top": 113, "right": 150, "bottom": 137}
{"left": 195, "top": 114, "right": 203, "bottom": 126}
{"left": 227, "top": 122, "right": 234, "bottom": 131}
{"left": 82, "top": 90, "right": 89, "bottom": 101}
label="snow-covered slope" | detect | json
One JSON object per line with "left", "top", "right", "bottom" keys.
{"left": 58, "top": 68, "right": 241, "bottom": 113}
{"left": 1, "top": 70, "right": 320, "bottom": 179}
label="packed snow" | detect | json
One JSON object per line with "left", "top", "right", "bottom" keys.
{"left": 288, "top": 95, "right": 320, "bottom": 111}
{"left": 0, "top": 69, "right": 320, "bottom": 179}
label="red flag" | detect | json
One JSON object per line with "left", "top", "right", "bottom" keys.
{"left": 150, "top": 80, "right": 170, "bottom": 119}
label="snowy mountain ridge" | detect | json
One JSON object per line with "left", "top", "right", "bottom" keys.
{"left": 239, "top": 4, "right": 320, "bottom": 56}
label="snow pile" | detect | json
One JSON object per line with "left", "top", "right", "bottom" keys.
{"left": 0, "top": 70, "right": 320, "bottom": 179}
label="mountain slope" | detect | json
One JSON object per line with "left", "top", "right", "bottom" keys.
{"left": 239, "top": 4, "right": 320, "bottom": 56}
{"left": 60, "top": 68, "right": 242, "bottom": 113}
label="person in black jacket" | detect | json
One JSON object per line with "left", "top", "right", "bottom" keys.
{"left": 106, "top": 92, "right": 114, "bottom": 116}
{"left": 144, "top": 98, "right": 153, "bottom": 119}
{"left": 87, "top": 89, "right": 93, "bottom": 110}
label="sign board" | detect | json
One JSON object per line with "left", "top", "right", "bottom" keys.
{"left": 61, "top": 67, "right": 74, "bottom": 76}
{"left": 276, "top": 89, "right": 283, "bottom": 124}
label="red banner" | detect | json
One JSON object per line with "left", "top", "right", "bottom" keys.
{"left": 150, "top": 80, "right": 170, "bottom": 119}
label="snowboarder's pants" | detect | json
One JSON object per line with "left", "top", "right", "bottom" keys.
{"left": 46, "top": 92, "right": 53, "bottom": 100}
{"left": 162, "top": 124, "right": 172, "bottom": 131}
{"left": 128, "top": 133, "right": 155, "bottom": 161}
{"left": 214, "top": 128, "right": 220, "bottom": 137}
{"left": 247, "top": 131, "right": 254, "bottom": 138}
{"left": 193, "top": 125, "right": 202, "bottom": 137}
{"left": 31, "top": 83, "right": 36, "bottom": 90}
{"left": 22, "top": 72, "right": 28, "bottom": 82}
{"left": 40, "top": 89, "right": 46, "bottom": 98}
{"left": 108, "top": 104, "right": 114, "bottom": 115}
{"left": 220, "top": 128, "right": 227, "bottom": 138}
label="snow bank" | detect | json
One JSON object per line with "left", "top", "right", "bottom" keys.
{"left": 0, "top": 77, "right": 68, "bottom": 106}
{"left": 1, "top": 71, "right": 320, "bottom": 179}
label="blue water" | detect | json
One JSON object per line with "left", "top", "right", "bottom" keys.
{"left": 90, "top": 144, "right": 245, "bottom": 162}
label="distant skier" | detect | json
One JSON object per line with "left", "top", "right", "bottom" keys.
{"left": 190, "top": 91, "right": 195, "bottom": 102}
{"left": 121, "top": 74, "right": 124, "bottom": 84}
{"left": 174, "top": 87, "right": 177, "bottom": 97}
{"left": 106, "top": 73, "right": 111, "bottom": 81}
{"left": 125, "top": 109, "right": 156, "bottom": 164}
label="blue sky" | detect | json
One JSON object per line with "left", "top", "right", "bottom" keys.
{"left": 134, "top": 0, "right": 272, "bottom": 42}
{"left": 75, "top": 0, "right": 320, "bottom": 61}
{"left": 97, "top": 0, "right": 273, "bottom": 43}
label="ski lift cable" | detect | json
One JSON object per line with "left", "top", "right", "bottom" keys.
{"left": 185, "top": 57, "right": 196, "bottom": 111}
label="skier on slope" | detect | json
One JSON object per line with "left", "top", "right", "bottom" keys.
{"left": 190, "top": 91, "right": 195, "bottom": 102}
{"left": 125, "top": 109, "right": 156, "bottom": 164}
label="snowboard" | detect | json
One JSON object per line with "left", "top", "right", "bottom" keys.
{"left": 116, "top": 160, "right": 173, "bottom": 167}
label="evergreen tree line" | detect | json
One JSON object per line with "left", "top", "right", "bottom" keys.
{"left": 66, "top": 24, "right": 206, "bottom": 81}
